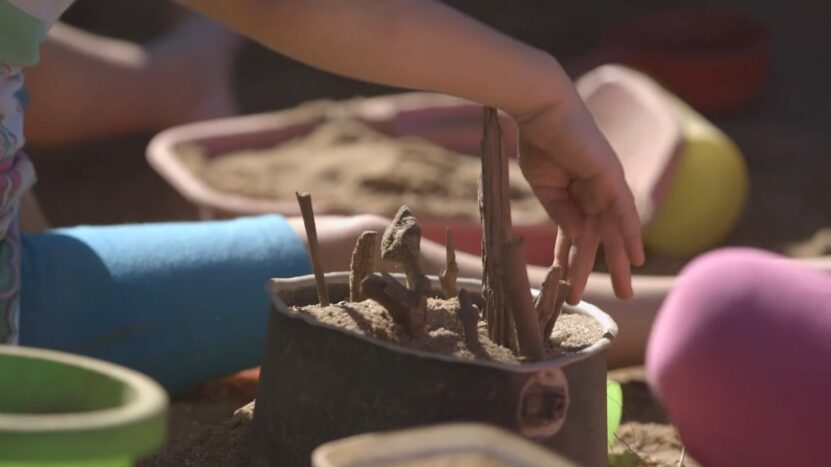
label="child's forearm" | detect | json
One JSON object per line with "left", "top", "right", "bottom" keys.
{"left": 180, "top": 0, "right": 572, "bottom": 118}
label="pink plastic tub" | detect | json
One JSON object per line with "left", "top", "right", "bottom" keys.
{"left": 148, "top": 81, "right": 680, "bottom": 266}
{"left": 146, "top": 93, "right": 560, "bottom": 265}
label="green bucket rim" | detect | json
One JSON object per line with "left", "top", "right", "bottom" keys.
{"left": 0, "top": 345, "right": 168, "bottom": 462}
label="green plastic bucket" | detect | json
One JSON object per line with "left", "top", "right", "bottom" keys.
{"left": 0, "top": 346, "right": 168, "bottom": 466}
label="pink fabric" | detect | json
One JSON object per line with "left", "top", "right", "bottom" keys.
{"left": 646, "top": 248, "right": 831, "bottom": 467}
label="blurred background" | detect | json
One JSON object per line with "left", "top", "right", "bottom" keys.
{"left": 27, "top": 0, "right": 831, "bottom": 273}
{"left": 20, "top": 3, "right": 828, "bottom": 465}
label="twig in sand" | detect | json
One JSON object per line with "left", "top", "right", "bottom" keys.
{"left": 544, "top": 280, "right": 572, "bottom": 340}
{"left": 439, "top": 228, "right": 459, "bottom": 298}
{"left": 349, "top": 231, "right": 378, "bottom": 302}
{"left": 479, "top": 107, "right": 512, "bottom": 347}
{"left": 457, "top": 289, "right": 481, "bottom": 353}
{"left": 554, "top": 227, "right": 572, "bottom": 278}
{"left": 381, "top": 206, "right": 423, "bottom": 290}
{"left": 295, "top": 192, "right": 329, "bottom": 306}
{"left": 361, "top": 272, "right": 428, "bottom": 337}
{"left": 535, "top": 265, "right": 561, "bottom": 334}
{"left": 502, "top": 237, "right": 544, "bottom": 360}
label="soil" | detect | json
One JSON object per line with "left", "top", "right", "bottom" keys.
{"left": 178, "top": 120, "right": 549, "bottom": 225}
{"left": 139, "top": 400, "right": 254, "bottom": 467}
{"left": 298, "top": 297, "right": 604, "bottom": 364}
{"left": 137, "top": 398, "right": 251, "bottom": 467}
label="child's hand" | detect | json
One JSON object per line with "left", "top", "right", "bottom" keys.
{"left": 515, "top": 92, "right": 645, "bottom": 304}
{"left": 181, "top": 0, "right": 644, "bottom": 303}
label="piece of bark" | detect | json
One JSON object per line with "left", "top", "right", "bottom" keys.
{"left": 361, "top": 274, "right": 408, "bottom": 325}
{"left": 349, "top": 231, "right": 378, "bottom": 302}
{"left": 457, "top": 289, "right": 481, "bottom": 353}
{"left": 439, "top": 228, "right": 459, "bottom": 298}
{"left": 544, "top": 281, "right": 572, "bottom": 339}
{"left": 479, "top": 107, "right": 512, "bottom": 347}
{"left": 535, "top": 265, "right": 561, "bottom": 333}
{"left": 361, "top": 272, "right": 428, "bottom": 338}
{"left": 381, "top": 206, "right": 422, "bottom": 289}
{"left": 397, "top": 273, "right": 430, "bottom": 338}
{"left": 502, "top": 237, "right": 545, "bottom": 360}
{"left": 295, "top": 192, "right": 329, "bottom": 306}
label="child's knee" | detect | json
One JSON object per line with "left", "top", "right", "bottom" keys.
{"left": 351, "top": 214, "right": 390, "bottom": 236}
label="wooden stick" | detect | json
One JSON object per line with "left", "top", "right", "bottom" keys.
{"left": 544, "top": 280, "right": 572, "bottom": 339}
{"left": 479, "top": 107, "right": 512, "bottom": 347}
{"left": 349, "top": 231, "right": 378, "bottom": 302}
{"left": 502, "top": 237, "right": 544, "bottom": 360}
{"left": 535, "top": 265, "right": 561, "bottom": 333}
{"left": 457, "top": 289, "right": 481, "bottom": 353}
{"left": 295, "top": 192, "right": 329, "bottom": 306}
{"left": 361, "top": 272, "right": 428, "bottom": 337}
{"left": 439, "top": 228, "right": 459, "bottom": 298}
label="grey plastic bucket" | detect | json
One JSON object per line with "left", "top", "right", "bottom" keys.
{"left": 251, "top": 273, "right": 616, "bottom": 467}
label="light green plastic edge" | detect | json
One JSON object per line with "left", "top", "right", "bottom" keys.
{"left": 607, "top": 380, "right": 623, "bottom": 449}
{"left": 0, "top": 346, "right": 168, "bottom": 466}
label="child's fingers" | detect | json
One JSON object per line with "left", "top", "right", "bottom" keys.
{"left": 566, "top": 217, "right": 600, "bottom": 305}
{"left": 553, "top": 227, "right": 572, "bottom": 278}
{"left": 613, "top": 190, "right": 645, "bottom": 266}
{"left": 600, "top": 210, "right": 633, "bottom": 300}
{"left": 535, "top": 188, "right": 585, "bottom": 240}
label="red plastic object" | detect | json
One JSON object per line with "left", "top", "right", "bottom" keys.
{"left": 199, "top": 367, "right": 261, "bottom": 402}
{"left": 602, "top": 7, "right": 772, "bottom": 115}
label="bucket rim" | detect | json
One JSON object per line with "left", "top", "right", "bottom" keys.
{"left": 267, "top": 272, "right": 617, "bottom": 373}
{"left": 311, "top": 422, "right": 579, "bottom": 467}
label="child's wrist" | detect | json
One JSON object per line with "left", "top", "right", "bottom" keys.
{"left": 505, "top": 52, "right": 573, "bottom": 123}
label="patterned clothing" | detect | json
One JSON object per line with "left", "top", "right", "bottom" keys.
{"left": 0, "top": 0, "right": 74, "bottom": 343}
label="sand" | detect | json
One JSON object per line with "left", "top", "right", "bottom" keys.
{"left": 138, "top": 399, "right": 252, "bottom": 467}
{"left": 298, "top": 296, "right": 605, "bottom": 364}
{"left": 178, "top": 120, "right": 549, "bottom": 225}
